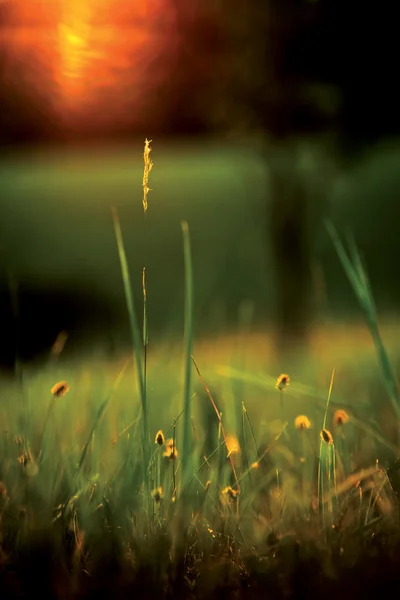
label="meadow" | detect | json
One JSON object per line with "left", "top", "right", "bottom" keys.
{"left": 1, "top": 140, "right": 400, "bottom": 598}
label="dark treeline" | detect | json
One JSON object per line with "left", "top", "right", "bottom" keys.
{"left": 0, "top": 0, "right": 399, "bottom": 148}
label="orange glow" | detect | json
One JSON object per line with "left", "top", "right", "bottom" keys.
{"left": 56, "top": 2, "right": 95, "bottom": 104}
{"left": 2, "top": 0, "right": 179, "bottom": 134}
{"left": 58, "top": 26, "right": 89, "bottom": 87}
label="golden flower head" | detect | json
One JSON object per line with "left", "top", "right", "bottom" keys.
{"left": 155, "top": 429, "right": 165, "bottom": 446}
{"left": 225, "top": 435, "right": 240, "bottom": 457}
{"left": 333, "top": 409, "right": 350, "bottom": 427}
{"left": 320, "top": 428, "right": 334, "bottom": 445}
{"left": 163, "top": 439, "right": 178, "bottom": 460}
{"left": 295, "top": 415, "right": 312, "bottom": 430}
{"left": 276, "top": 373, "right": 290, "bottom": 391}
{"left": 51, "top": 381, "right": 70, "bottom": 398}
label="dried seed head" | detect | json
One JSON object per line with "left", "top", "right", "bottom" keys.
{"left": 225, "top": 435, "right": 240, "bottom": 457}
{"left": 163, "top": 439, "right": 178, "bottom": 460}
{"left": 320, "top": 428, "right": 334, "bottom": 444}
{"left": 221, "top": 485, "right": 239, "bottom": 500}
{"left": 295, "top": 415, "right": 311, "bottom": 430}
{"left": 151, "top": 486, "right": 163, "bottom": 503}
{"left": 276, "top": 373, "right": 290, "bottom": 391}
{"left": 17, "top": 449, "right": 39, "bottom": 476}
{"left": 251, "top": 461, "right": 259, "bottom": 470}
{"left": 18, "top": 452, "right": 30, "bottom": 466}
{"left": 142, "top": 138, "right": 153, "bottom": 213}
{"left": 155, "top": 429, "right": 165, "bottom": 446}
{"left": 333, "top": 409, "right": 350, "bottom": 427}
{"left": 51, "top": 381, "right": 70, "bottom": 398}
{"left": 205, "top": 480, "right": 212, "bottom": 492}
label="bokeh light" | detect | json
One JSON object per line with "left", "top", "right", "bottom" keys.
{"left": 1, "top": 0, "right": 179, "bottom": 135}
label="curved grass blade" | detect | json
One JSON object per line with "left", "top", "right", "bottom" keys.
{"left": 326, "top": 220, "right": 400, "bottom": 420}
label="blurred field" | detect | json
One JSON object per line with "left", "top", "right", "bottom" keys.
{"left": 2, "top": 138, "right": 400, "bottom": 597}
{"left": 1, "top": 138, "right": 400, "bottom": 341}
{"left": 3, "top": 318, "right": 400, "bottom": 464}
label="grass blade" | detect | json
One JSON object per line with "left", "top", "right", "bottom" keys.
{"left": 111, "top": 206, "right": 150, "bottom": 500}
{"left": 181, "top": 220, "right": 194, "bottom": 491}
{"left": 77, "top": 358, "right": 131, "bottom": 476}
{"left": 326, "top": 219, "right": 400, "bottom": 420}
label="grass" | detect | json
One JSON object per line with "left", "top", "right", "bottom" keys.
{"left": 2, "top": 142, "right": 400, "bottom": 599}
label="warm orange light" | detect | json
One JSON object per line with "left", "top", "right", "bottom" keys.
{"left": 3, "top": 0, "right": 179, "bottom": 135}
{"left": 56, "top": 2, "right": 95, "bottom": 102}
{"left": 57, "top": 23, "right": 90, "bottom": 99}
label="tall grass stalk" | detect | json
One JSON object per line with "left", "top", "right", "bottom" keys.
{"left": 111, "top": 206, "right": 149, "bottom": 506}
{"left": 76, "top": 358, "right": 130, "bottom": 477}
{"left": 326, "top": 220, "right": 400, "bottom": 421}
{"left": 142, "top": 138, "right": 152, "bottom": 429}
{"left": 317, "top": 368, "right": 336, "bottom": 529}
{"left": 181, "top": 220, "right": 194, "bottom": 491}
{"left": 235, "top": 301, "right": 254, "bottom": 450}
{"left": 191, "top": 356, "right": 240, "bottom": 492}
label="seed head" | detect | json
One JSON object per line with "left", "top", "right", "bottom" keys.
{"left": 51, "top": 381, "right": 70, "bottom": 398}
{"left": 18, "top": 451, "right": 31, "bottom": 466}
{"left": 221, "top": 485, "right": 239, "bottom": 501}
{"left": 333, "top": 409, "right": 350, "bottom": 427}
{"left": 295, "top": 415, "right": 312, "bottom": 430}
{"left": 142, "top": 138, "right": 153, "bottom": 213}
{"left": 320, "top": 428, "right": 334, "bottom": 444}
{"left": 151, "top": 486, "right": 163, "bottom": 503}
{"left": 17, "top": 449, "right": 39, "bottom": 476}
{"left": 155, "top": 429, "right": 165, "bottom": 446}
{"left": 276, "top": 373, "right": 290, "bottom": 391}
{"left": 225, "top": 435, "right": 240, "bottom": 457}
{"left": 163, "top": 439, "right": 178, "bottom": 460}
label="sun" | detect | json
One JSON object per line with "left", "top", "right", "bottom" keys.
{"left": 3, "top": 0, "right": 179, "bottom": 134}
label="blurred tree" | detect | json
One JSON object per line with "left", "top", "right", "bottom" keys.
{"left": 198, "top": 0, "right": 399, "bottom": 362}
{"left": 203, "top": 0, "right": 342, "bottom": 362}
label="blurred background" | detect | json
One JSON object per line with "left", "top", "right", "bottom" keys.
{"left": 0, "top": 0, "right": 399, "bottom": 372}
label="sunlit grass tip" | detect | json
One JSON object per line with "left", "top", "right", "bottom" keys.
{"left": 225, "top": 434, "right": 240, "bottom": 457}
{"left": 142, "top": 138, "right": 153, "bottom": 214}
